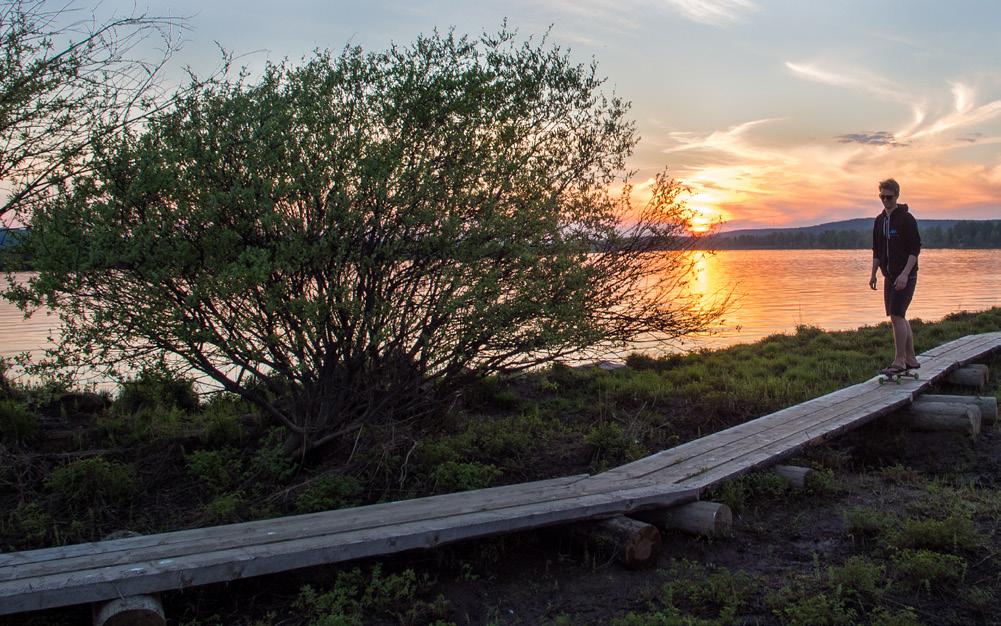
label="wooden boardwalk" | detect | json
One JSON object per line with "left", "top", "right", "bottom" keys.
{"left": 2, "top": 332, "right": 999, "bottom": 615}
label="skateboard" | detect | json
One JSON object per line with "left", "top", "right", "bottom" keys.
{"left": 878, "top": 369, "right": 920, "bottom": 385}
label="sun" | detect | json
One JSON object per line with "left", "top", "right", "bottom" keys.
{"left": 690, "top": 214, "right": 713, "bottom": 233}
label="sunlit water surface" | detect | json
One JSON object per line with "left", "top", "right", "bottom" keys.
{"left": 2, "top": 249, "right": 999, "bottom": 383}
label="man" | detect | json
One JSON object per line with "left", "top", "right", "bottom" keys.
{"left": 869, "top": 178, "right": 921, "bottom": 375}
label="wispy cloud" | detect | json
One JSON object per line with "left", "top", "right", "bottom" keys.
{"left": 662, "top": 0, "right": 758, "bottom": 26}
{"left": 534, "top": 0, "right": 757, "bottom": 30}
{"left": 784, "top": 61, "right": 915, "bottom": 105}
{"left": 901, "top": 82, "right": 1001, "bottom": 141}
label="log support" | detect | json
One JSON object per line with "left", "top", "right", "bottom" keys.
{"left": 945, "top": 364, "right": 989, "bottom": 389}
{"left": 93, "top": 596, "right": 165, "bottom": 626}
{"left": 92, "top": 531, "right": 166, "bottom": 626}
{"left": 772, "top": 465, "right": 814, "bottom": 488}
{"left": 917, "top": 394, "right": 997, "bottom": 425}
{"left": 632, "top": 501, "right": 733, "bottom": 538}
{"left": 575, "top": 515, "right": 662, "bottom": 568}
{"left": 900, "top": 402, "right": 981, "bottom": 437}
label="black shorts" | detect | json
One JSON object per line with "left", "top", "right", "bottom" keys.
{"left": 884, "top": 273, "right": 917, "bottom": 317}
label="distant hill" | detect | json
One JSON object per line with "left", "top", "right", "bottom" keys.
{"left": 700, "top": 218, "right": 1001, "bottom": 249}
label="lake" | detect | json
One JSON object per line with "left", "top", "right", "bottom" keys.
{"left": 2, "top": 249, "right": 1000, "bottom": 368}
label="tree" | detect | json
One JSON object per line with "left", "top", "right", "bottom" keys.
{"left": 0, "top": 0, "right": 185, "bottom": 223}
{"left": 8, "top": 28, "right": 726, "bottom": 454}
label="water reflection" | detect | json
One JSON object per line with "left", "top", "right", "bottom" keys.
{"left": 2, "top": 249, "right": 1000, "bottom": 369}
{"left": 674, "top": 248, "right": 1001, "bottom": 351}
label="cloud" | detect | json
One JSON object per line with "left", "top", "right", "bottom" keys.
{"left": 784, "top": 61, "right": 915, "bottom": 105}
{"left": 901, "top": 82, "right": 1001, "bottom": 141}
{"left": 534, "top": 0, "right": 757, "bottom": 30}
{"left": 836, "top": 131, "right": 907, "bottom": 146}
{"left": 662, "top": 0, "right": 758, "bottom": 25}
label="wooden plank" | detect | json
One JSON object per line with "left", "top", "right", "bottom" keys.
{"left": 601, "top": 382, "right": 905, "bottom": 486}
{"left": 0, "top": 474, "right": 590, "bottom": 574}
{"left": 598, "top": 384, "right": 869, "bottom": 482}
{"left": 0, "top": 483, "right": 697, "bottom": 614}
{"left": 651, "top": 390, "right": 911, "bottom": 486}
{"left": 670, "top": 394, "right": 910, "bottom": 490}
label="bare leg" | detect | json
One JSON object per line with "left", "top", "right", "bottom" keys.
{"left": 902, "top": 318, "right": 918, "bottom": 367}
{"left": 889, "top": 315, "right": 909, "bottom": 368}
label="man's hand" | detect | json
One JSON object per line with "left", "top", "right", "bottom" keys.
{"left": 894, "top": 274, "right": 908, "bottom": 291}
{"left": 869, "top": 274, "right": 878, "bottom": 290}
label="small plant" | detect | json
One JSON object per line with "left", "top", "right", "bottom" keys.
{"left": 889, "top": 512, "right": 981, "bottom": 553}
{"left": 804, "top": 467, "right": 843, "bottom": 495}
{"left": 295, "top": 475, "right": 364, "bottom": 513}
{"left": 116, "top": 365, "right": 199, "bottom": 414}
{"left": 9, "top": 501, "right": 52, "bottom": 545}
{"left": 430, "top": 461, "right": 502, "bottom": 493}
{"left": 585, "top": 421, "right": 641, "bottom": 470}
{"left": 869, "top": 607, "right": 922, "bottom": 626}
{"left": 0, "top": 399, "right": 39, "bottom": 445}
{"left": 186, "top": 448, "right": 243, "bottom": 494}
{"left": 294, "top": 565, "right": 446, "bottom": 625}
{"left": 198, "top": 393, "right": 247, "bottom": 447}
{"left": 45, "top": 457, "right": 138, "bottom": 508}
{"left": 248, "top": 428, "right": 297, "bottom": 483}
{"left": 204, "top": 492, "right": 245, "bottom": 523}
{"left": 843, "top": 506, "right": 896, "bottom": 539}
{"left": 716, "top": 471, "right": 788, "bottom": 514}
{"left": 890, "top": 548, "right": 966, "bottom": 592}
{"left": 769, "top": 590, "right": 856, "bottom": 626}
{"left": 826, "top": 556, "right": 885, "bottom": 603}
{"left": 879, "top": 463, "right": 922, "bottom": 484}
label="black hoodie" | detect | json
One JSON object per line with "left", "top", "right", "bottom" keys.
{"left": 872, "top": 203, "right": 921, "bottom": 278}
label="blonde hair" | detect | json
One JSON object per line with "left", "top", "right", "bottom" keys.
{"left": 878, "top": 178, "right": 900, "bottom": 196}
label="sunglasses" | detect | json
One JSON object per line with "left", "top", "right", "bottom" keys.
{"left": 879, "top": 194, "right": 896, "bottom": 201}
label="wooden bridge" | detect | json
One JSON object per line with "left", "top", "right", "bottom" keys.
{"left": 2, "top": 332, "right": 999, "bottom": 619}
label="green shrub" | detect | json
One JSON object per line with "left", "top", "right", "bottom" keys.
{"left": 294, "top": 565, "right": 446, "bottom": 625}
{"left": 116, "top": 366, "right": 199, "bottom": 414}
{"left": 611, "top": 608, "right": 730, "bottom": 626}
{"left": 585, "top": 421, "right": 641, "bottom": 470}
{"left": 890, "top": 512, "right": 981, "bottom": 553}
{"left": 0, "top": 399, "right": 39, "bottom": 444}
{"left": 772, "top": 591, "right": 855, "bottom": 626}
{"left": 204, "top": 492, "right": 245, "bottom": 523}
{"left": 843, "top": 507, "right": 896, "bottom": 539}
{"left": 890, "top": 549, "right": 966, "bottom": 592}
{"left": 198, "top": 394, "right": 247, "bottom": 446}
{"left": 10, "top": 501, "right": 52, "bottom": 544}
{"left": 430, "top": 461, "right": 502, "bottom": 493}
{"left": 716, "top": 471, "right": 788, "bottom": 514}
{"left": 662, "top": 560, "right": 756, "bottom": 614}
{"left": 186, "top": 447, "right": 243, "bottom": 494}
{"left": 248, "top": 429, "right": 296, "bottom": 483}
{"left": 879, "top": 463, "right": 922, "bottom": 485}
{"left": 295, "top": 475, "right": 364, "bottom": 513}
{"left": 869, "top": 607, "right": 922, "bottom": 626}
{"left": 826, "top": 556, "right": 885, "bottom": 602}
{"left": 45, "top": 457, "right": 138, "bottom": 507}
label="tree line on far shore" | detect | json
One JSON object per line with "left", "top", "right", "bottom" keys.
{"left": 702, "top": 220, "right": 1001, "bottom": 250}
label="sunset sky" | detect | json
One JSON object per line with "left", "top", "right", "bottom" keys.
{"left": 99, "top": 0, "right": 1001, "bottom": 229}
